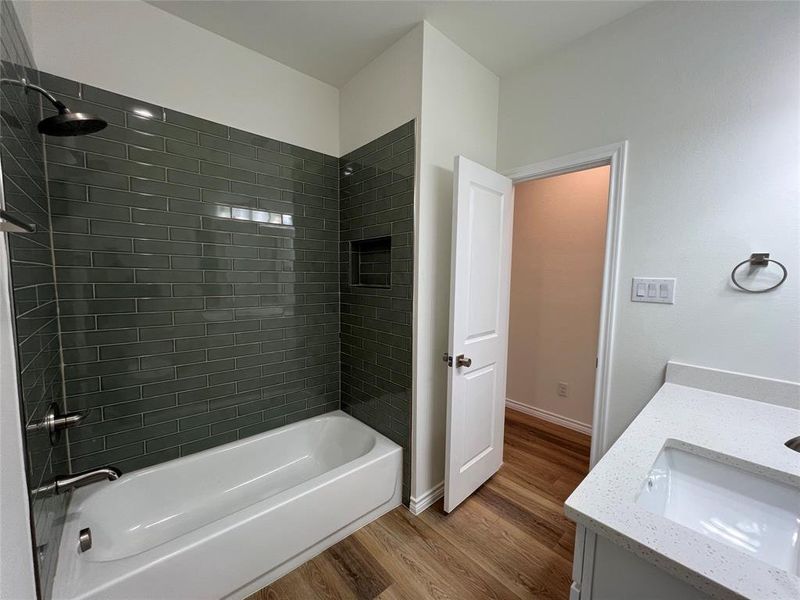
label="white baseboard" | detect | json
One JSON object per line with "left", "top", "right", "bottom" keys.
{"left": 408, "top": 481, "right": 444, "bottom": 515}
{"left": 506, "top": 398, "right": 592, "bottom": 436}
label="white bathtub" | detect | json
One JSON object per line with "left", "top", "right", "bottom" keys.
{"left": 52, "top": 411, "right": 402, "bottom": 600}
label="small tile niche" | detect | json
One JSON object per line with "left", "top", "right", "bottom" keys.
{"left": 350, "top": 237, "right": 391, "bottom": 288}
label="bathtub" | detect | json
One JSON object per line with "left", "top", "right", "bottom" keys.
{"left": 52, "top": 411, "right": 402, "bottom": 600}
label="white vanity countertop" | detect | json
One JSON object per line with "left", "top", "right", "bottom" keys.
{"left": 565, "top": 379, "right": 800, "bottom": 600}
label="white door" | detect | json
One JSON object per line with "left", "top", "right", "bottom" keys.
{"left": 444, "top": 156, "right": 514, "bottom": 512}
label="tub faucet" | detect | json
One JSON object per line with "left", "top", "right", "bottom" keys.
{"left": 33, "top": 467, "right": 121, "bottom": 496}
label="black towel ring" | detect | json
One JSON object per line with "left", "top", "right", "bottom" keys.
{"left": 730, "top": 253, "right": 788, "bottom": 293}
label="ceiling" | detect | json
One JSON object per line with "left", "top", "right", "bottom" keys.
{"left": 148, "top": 1, "right": 648, "bottom": 88}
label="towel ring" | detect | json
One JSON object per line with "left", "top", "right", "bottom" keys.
{"left": 730, "top": 253, "right": 788, "bottom": 293}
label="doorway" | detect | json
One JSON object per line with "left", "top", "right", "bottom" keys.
{"left": 506, "top": 165, "right": 610, "bottom": 441}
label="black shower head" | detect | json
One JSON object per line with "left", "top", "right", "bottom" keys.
{"left": 37, "top": 104, "right": 107, "bottom": 137}
{"left": 1, "top": 78, "right": 107, "bottom": 137}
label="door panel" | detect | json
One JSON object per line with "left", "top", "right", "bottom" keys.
{"left": 444, "top": 156, "right": 514, "bottom": 513}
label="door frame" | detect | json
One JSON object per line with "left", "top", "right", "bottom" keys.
{"left": 502, "top": 141, "right": 628, "bottom": 468}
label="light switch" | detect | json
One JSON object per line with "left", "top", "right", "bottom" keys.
{"left": 631, "top": 277, "right": 676, "bottom": 304}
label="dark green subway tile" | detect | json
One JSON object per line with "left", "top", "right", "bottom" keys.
{"left": 45, "top": 145, "right": 85, "bottom": 167}
{"left": 57, "top": 266, "right": 133, "bottom": 283}
{"left": 90, "top": 220, "right": 168, "bottom": 240}
{"left": 135, "top": 269, "right": 203, "bottom": 284}
{"left": 139, "top": 324, "right": 205, "bottom": 341}
{"left": 106, "top": 422, "right": 177, "bottom": 450}
{"left": 97, "top": 312, "right": 172, "bottom": 329}
{"left": 169, "top": 227, "right": 232, "bottom": 245}
{"left": 167, "top": 169, "right": 229, "bottom": 192}
{"left": 48, "top": 163, "right": 128, "bottom": 190}
{"left": 201, "top": 189, "right": 258, "bottom": 208}
{"left": 131, "top": 208, "right": 202, "bottom": 229}
{"left": 146, "top": 426, "right": 209, "bottom": 452}
{"left": 127, "top": 113, "right": 197, "bottom": 143}
{"left": 137, "top": 297, "right": 204, "bottom": 312}
{"left": 93, "top": 252, "right": 170, "bottom": 269}
{"left": 139, "top": 350, "right": 206, "bottom": 370}
{"left": 176, "top": 359, "right": 235, "bottom": 379}
{"left": 65, "top": 358, "right": 139, "bottom": 380}
{"left": 94, "top": 122, "right": 164, "bottom": 150}
{"left": 141, "top": 375, "right": 207, "bottom": 398}
{"left": 142, "top": 401, "right": 207, "bottom": 426}
{"left": 199, "top": 133, "right": 255, "bottom": 158}
{"left": 48, "top": 180, "right": 88, "bottom": 200}
{"left": 101, "top": 367, "right": 174, "bottom": 391}
{"left": 180, "top": 431, "right": 237, "bottom": 456}
{"left": 103, "top": 394, "right": 176, "bottom": 420}
{"left": 82, "top": 85, "right": 162, "bottom": 118}
{"left": 60, "top": 328, "right": 138, "bottom": 348}
{"left": 51, "top": 215, "right": 89, "bottom": 234}
{"left": 88, "top": 187, "right": 167, "bottom": 211}
{"left": 47, "top": 131, "right": 127, "bottom": 159}
{"left": 115, "top": 447, "right": 180, "bottom": 472}
{"left": 86, "top": 154, "right": 165, "bottom": 180}
{"left": 69, "top": 442, "right": 144, "bottom": 472}
{"left": 58, "top": 298, "right": 136, "bottom": 316}
{"left": 165, "top": 138, "right": 229, "bottom": 166}
{"left": 172, "top": 283, "right": 232, "bottom": 297}
{"left": 167, "top": 198, "right": 230, "bottom": 219}
{"left": 51, "top": 198, "right": 130, "bottom": 222}
{"left": 131, "top": 177, "right": 200, "bottom": 201}
{"left": 199, "top": 161, "right": 256, "bottom": 184}
{"left": 176, "top": 382, "right": 235, "bottom": 404}
{"left": 229, "top": 129, "right": 280, "bottom": 151}
{"left": 68, "top": 386, "right": 141, "bottom": 411}
{"left": 174, "top": 334, "right": 234, "bottom": 351}
{"left": 94, "top": 283, "right": 171, "bottom": 298}
{"left": 133, "top": 239, "right": 202, "bottom": 256}
{"left": 165, "top": 110, "right": 228, "bottom": 138}
{"left": 128, "top": 146, "right": 199, "bottom": 172}
{"left": 100, "top": 340, "right": 174, "bottom": 360}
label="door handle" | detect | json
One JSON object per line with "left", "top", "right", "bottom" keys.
{"left": 455, "top": 354, "right": 472, "bottom": 368}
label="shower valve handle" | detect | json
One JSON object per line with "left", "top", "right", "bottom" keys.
{"left": 26, "top": 403, "right": 88, "bottom": 445}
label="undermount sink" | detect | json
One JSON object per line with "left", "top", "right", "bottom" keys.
{"left": 636, "top": 445, "right": 800, "bottom": 576}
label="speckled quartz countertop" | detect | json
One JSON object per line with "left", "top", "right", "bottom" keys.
{"left": 565, "top": 364, "right": 800, "bottom": 600}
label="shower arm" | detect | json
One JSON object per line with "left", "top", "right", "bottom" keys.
{"left": 0, "top": 77, "right": 68, "bottom": 112}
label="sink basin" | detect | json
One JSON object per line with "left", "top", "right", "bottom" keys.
{"left": 637, "top": 445, "right": 800, "bottom": 575}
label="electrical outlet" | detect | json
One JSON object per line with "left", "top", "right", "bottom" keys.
{"left": 557, "top": 382, "right": 568, "bottom": 397}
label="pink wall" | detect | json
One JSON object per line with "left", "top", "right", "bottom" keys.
{"left": 507, "top": 166, "right": 610, "bottom": 429}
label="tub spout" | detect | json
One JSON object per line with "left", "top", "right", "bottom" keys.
{"left": 33, "top": 467, "right": 121, "bottom": 496}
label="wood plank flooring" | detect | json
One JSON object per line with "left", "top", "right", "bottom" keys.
{"left": 247, "top": 409, "right": 591, "bottom": 600}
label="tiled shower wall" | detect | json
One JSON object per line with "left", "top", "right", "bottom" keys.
{"left": 339, "top": 122, "right": 414, "bottom": 502}
{"left": 42, "top": 72, "right": 341, "bottom": 473}
{"left": 0, "top": 2, "right": 67, "bottom": 596}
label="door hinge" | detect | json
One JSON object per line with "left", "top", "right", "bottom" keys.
{"left": 442, "top": 353, "right": 453, "bottom": 367}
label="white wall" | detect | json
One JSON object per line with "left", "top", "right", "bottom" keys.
{"left": 498, "top": 1, "right": 800, "bottom": 447}
{"left": 27, "top": 0, "right": 340, "bottom": 155}
{"left": 412, "top": 22, "right": 499, "bottom": 503}
{"left": 339, "top": 24, "right": 423, "bottom": 156}
{"left": 0, "top": 236, "right": 37, "bottom": 600}
{"left": 507, "top": 167, "right": 609, "bottom": 429}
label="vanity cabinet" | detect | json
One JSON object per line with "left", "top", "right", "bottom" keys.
{"left": 571, "top": 525, "right": 713, "bottom": 600}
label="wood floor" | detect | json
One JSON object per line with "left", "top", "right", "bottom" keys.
{"left": 247, "top": 409, "right": 591, "bottom": 600}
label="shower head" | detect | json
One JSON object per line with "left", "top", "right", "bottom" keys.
{"left": 37, "top": 104, "right": 107, "bottom": 137}
{"left": 1, "top": 78, "right": 107, "bottom": 137}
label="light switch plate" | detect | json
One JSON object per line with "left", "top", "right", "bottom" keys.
{"left": 631, "top": 277, "right": 676, "bottom": 304}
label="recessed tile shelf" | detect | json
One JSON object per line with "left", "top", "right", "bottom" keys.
{"left": 350, "top": 237, "right": 391, "bottom": 288}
